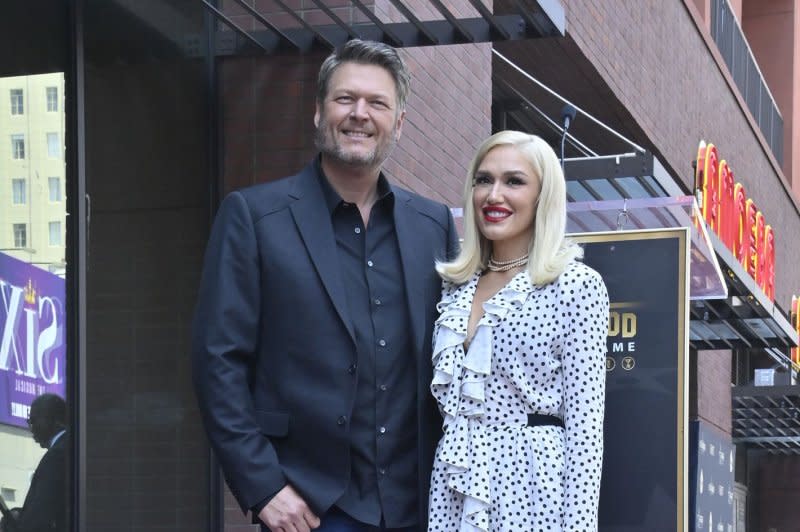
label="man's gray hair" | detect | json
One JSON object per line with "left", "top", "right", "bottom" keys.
{"left": 317, "top": 39, "right": 411, "bottom": 111}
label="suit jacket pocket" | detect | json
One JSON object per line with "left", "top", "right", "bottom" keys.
{"left": 256, "top": 410, "right": 290, "bottom": 437}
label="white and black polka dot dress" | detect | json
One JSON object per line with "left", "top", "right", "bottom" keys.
{"left": 428, "top": 261, "right": 608, "bottom": 532}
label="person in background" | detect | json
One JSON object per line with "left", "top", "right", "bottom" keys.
{"left": 8, "top": 394, "right": 67, "bottom": 532}
{"left": 428, "top": 131, "right": 608, "bottom": 531}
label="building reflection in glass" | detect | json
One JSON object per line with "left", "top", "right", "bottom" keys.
{"left": 0, "top": 72, "right": 67, "bottom": 523}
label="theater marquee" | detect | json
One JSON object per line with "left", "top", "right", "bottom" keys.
{"left": 695, "top": 141, "right": 774, "bottom": 300}
{"left": 573, "top": 229, "right": 690, "bottom": 532}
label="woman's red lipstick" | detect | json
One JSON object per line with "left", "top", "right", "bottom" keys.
{"left": 482, "top": 206, "right": 511, "bottom": 223}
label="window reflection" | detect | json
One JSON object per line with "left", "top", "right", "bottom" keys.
{"left": 9, "top": 90, "right": 23, "bottom": 116}
{"left": 0, "top": 72, "right": 67, "bottom": 529}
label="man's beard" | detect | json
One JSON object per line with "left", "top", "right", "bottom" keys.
{"left": 314, "top": 116, "right": 397, "bottom": 169}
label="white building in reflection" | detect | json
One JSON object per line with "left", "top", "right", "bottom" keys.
{"left": 0, "top": 72, "right": 66, "bottom": 277}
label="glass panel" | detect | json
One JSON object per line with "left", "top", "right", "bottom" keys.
{"left": 10, "top": 89, "right": 24, "bottom": 115}
{"left": 615, "top": 176, "right": 651, "bottom": 199}
{"left": 46, "top": 87, "right": 58, "bottom": 113}
{"left": 0, "top": 72, "right": 68, "bottom": 530}
{"left": 566, "top": 180, "right": 597, "bottom": 201}
{"left": 46, "top": 132, "right": 60, "bottom": 158}
{"left": 82, "top": 0, "right": 212, "bottom": 529}
{"left": 0, "top": 4, "right": 71, "bottom": 530}
{"left": 11, "top": 135, "right": 25, "bottom": 160}
{"left": 48, "top": 222, "right": 62, "bottom": 247}
{"left": 642, "top": 175, "right": 667, "bottom": 196}
{"left": 48, "top": 177, "right": 61, "bottom": 202}
{"left": 11, "top": 179, "right": 26, "bottom": 205}
{"left": 567, "top": 195, "right": 728, "bottom": 300}
{"left": 584, "top": 178, "right": 625, "bottom": 200}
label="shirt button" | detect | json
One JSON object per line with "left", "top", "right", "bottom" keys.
{"left": 374, "top": 298, "right": 381, "bottom": 306}
{"left": 337, "top": 416, "right": 347, "bottom": 426}
{"left": 379, "top": 426, "right": 387, "bottom": 434}
{"left": 347, "top": 363, "right": 357, "bottom": 375}
{"left": 354, "top": 227, "right": 361, "bottom": 234}
{"left": 378, "top": 339, "right": 386, "bottom": 347}
{"left": 367, "top": 260, "right": 373, "bottom": 267}
{"left": 379, "top": 384, "right": 387, "bottom": 391}
{"left": 379, "top": 468, "right": 386, "bottom": 475}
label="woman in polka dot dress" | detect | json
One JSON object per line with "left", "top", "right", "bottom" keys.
{"left": 428, "top": 131, "right": 608, "bottom": 532}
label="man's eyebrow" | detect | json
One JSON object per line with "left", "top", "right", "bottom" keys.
{"left": 331, "top": 88, "right": 395, "bottom": 100}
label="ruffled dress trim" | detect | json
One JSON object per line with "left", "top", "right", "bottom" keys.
{"left": 431, "top": 271, "right": 537, "bottom": 532}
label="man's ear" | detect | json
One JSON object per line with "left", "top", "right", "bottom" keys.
{"left": 395, "top": 110, "right": 406, "bottom": 141}
{"left": 313, "top": 103, "right": 320, "bottom": 128}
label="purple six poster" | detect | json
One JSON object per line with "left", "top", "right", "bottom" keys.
{"left": 0, "top": 252, "right": 66, "bottom": 428}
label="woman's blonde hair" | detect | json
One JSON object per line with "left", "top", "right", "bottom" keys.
{"left": 437, "top": 130, "right": 582, "bottom": 285}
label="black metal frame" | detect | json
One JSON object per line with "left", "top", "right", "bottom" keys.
{"left": 710, "top": 0, "right": 784, "bottom": 165}
{"left": 733, "top": 385, "right": 800, "bottom": 454}
{"left": 203, "top": 2, "right": 224, "bottom": 530}
{"left": 564, "top": 151, "right": 655, "bottom": 184}
{"left": 690, "top": 231, "right": 797, "bottom": 351}
{"left": 66, "top": 0, "right": 86, "bottom": 530}
{"left": 202, "top": 0, "right": 564, "bottom": 55}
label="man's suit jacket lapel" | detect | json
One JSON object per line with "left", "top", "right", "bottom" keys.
{"left": 393, "top": 188, "right": 427, "bottom": 359}
{"left": 288, "top": 167, "right": 356, "bottom": 344}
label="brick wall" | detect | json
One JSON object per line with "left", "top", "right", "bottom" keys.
{"left": 224, "top": 487, "right": 258, "bottom": 531}
{"left": 220, "top": 53, "right": 321, "bottom": 193}
{"left": 756, "top": 454, "right": 800, "bottom": 532}
{"left": 692, "top": 349, "right": 732, "bottom": 433}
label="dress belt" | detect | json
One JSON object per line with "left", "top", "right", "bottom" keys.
{"left": 527, "top": 413, "right": 564, "bottom": 428}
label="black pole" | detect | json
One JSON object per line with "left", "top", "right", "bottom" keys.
{"left": 560, "top": 104, "right": 576, "bottom": 176}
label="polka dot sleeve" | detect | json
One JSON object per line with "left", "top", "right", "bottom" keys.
{"left": 559, "top": 265, "right": 608, "bottom": 531}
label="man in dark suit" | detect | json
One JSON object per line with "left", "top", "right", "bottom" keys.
{"left": 9, "top": 394, "right": 66, "bottom": 532}
{"left": 192, "top": 40, "right": 458, "bottom": 532}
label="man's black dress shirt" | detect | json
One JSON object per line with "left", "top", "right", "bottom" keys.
{"left": 316, "top": 161, "right": 418, "bottom": 528}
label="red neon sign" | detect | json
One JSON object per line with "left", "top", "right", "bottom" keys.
{"left": 764, "top": 225, "right": 775, "bottom": 301}
{"left": 696, "top": 143, "right": 720, "bottom": 234}
{"left": 718, "top": 160, "right": 734, "bottom": 249}
{"left": 792, "top": 297, "right": 800, "bottom": 366}
{"left": 733, "top": 183, "right": 748, "bottom": 264}
{"left": 695, "top": 141, "right": 775, "bottom": 302}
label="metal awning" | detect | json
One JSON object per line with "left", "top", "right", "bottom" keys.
{"left": 733, "top": 385, "right": 800, "bottom": 454}
{"left": 201, "top": 0, "right": 566, "bottom": 55}
{"left": 563, "top": 150, "right": 680, "bottom": 203}
{"left": 690, "top": 232, "right": 797, "bottom": 351}
{"left": 564, "top": 152, "right": 728, "bottom": 305}
{"left": 567, "top": 194, "right": 727, "bottom": 301}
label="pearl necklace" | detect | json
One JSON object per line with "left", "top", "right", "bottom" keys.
{"left": 487, "top": 253, "right": 529, "bottom": 272}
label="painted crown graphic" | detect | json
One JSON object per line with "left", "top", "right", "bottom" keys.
{"left": 23, "top": 279, "right": 37, "bottom": 305}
